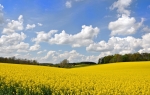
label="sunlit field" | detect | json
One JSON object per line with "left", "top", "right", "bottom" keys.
{"left": 0, "top": 62, "right": 150, "bottom": 95}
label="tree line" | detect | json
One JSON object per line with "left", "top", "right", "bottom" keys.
{"left": 0, "top": 57, "right": 71, "bottom": 68}
{"left": 98, "top": 53, "right": 150, "bottom": 64}
{"left": 40, "top": 59, "right": 96, "bottom": 68}
{"left": 0, "top": 56, "right": 38, "bottom": 65}
{"left": 1, "top": 52, "right": 150, "bottom": 68}
{"left": 0, "top": 56, "right": 96, "bottom": 68}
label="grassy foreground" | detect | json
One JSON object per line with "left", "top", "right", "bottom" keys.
{"left": 0, "top": 62, "right": 150, "bottom": 95}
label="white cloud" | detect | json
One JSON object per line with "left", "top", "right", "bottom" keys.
{"left": 87, "top": 32, "right": 150, "bottom": 57}
{"left": 143, "top": 26, "right": 150, "bottom": 32}
{"left": 18, "top": 15, "right": 23, "bottom": 22}
{"left": 0, "top": 13, "right": 29, "bottom": 54}
{"left": 138, "top": 48, "right": 150, "bottom": 54}
{"left": 16, "top": 42, "right": 29, "bottom": 50}
{"left": 41, "top": 50, "right": 99, "bottom": 63}
{"left": 37, "top": 23, "right": 42, "bottom": 26}
{"left": 37, "top": 51, "right": 42, "bottom": 54}
{"left": 139, "top": 33, "right": 150, "bottom": 53}
{"left": 0, "top": 4, "right": 3, "bottom": 11}
{"left": 0, "top": 46, "right": 16, "bottom": 53}
{"left": 0, "top": 4, "right": 4, "bottom": 24}
{"left": 32, "top": 30, "right": 58, "bottom": 43}
{"left": 66, "top": 1, "right": 72, "bottom": 8}
{"left": 15, "top": 42, "right": 29, "bottom": 52}
{"left": 49, "top": 25, "right": 100, "bottom": 47}
{"left": 0, "top": 32, "right": 26, "bottom": 46}
{"left": 0, "top": 32, "right": 27, "bottom": 53}
{"left": 109, "top": 0, "right": 145, "bottom": 36}
{"left": 65, "top": 0, "right": 84, "bottom": 8}
{"left": 86, "top": 40, "right": 113, "bottom": 52}
{"left": 2, "top": 15, "right": 24, "bottom": 34}
{"left": 26, "top": 24, "right": 36, "bottom": 30}
{"left": 11, "top": 53, "right": 36, "bottom": 61}
{"left": 14, "top": 54, "right": 20, "bottom": 57}
{"left": 0, "top": 42, "right": 29, "bottom": 53}
{"left": 2, "top": 28, "right": 15, "bottom": 34}
{"left": 141, "top": 33, "right": 150, "bottom": 48}
{"left": 37, "top": 50, "right": 47, "bottom": 54}
{"left": 29, "top": 44, "right": 40, "bottom": 51}
{"left": 110, "top": 0, "right": 132, "bottom": 16}
{"left": 87, "top": 36, "right": 142, "bottom": 55}
{"left": 108, "top": 15, "right": 144, "bottom": 36}
{"left": 32, "top": 25, "right": 99, "bottom": 47}
{"left": 42, "top": 51, "right": 57, "bottom": 61}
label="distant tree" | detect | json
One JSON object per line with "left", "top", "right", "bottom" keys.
{"left": 115, "top": 54, "right": 123, "bottom": 62}
{"left": 59, "top": 59, "right": 69, "bottom": 68}
{"left": 148, "top": 53, "right": 150, "bottom": 61}
{"left": 132, "top": 53, "right": 141, "bottom": 61}
{"left": 142, "top": 53, "right": 150, "bottom": 61}
{"left": 0, "top": 56, "right": 38, "bottom": 65}
{"left": 98, "top": 52, "right": 150, "bottom": 64}
{"left": 99, "top": 55, "right": 114, "bottom": 64}
{"left": 80, "top": 62, "right": 96, "bottom": 65}
{"left": 122, "top": 54, "right": 128, "bottom": 62}
{"left": 98, "top": 57, "right": 103, "bottom": 64}
{"left": 104, "top": 55, "right": 114, "bottom": 63}
{"left": 32, "top": 60, "right": 38, "bottom": 65}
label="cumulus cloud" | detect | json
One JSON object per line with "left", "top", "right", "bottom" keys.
{"left": 0, "top": 32, "right": 26, "bottom": 46}
{"left": 87, "top": 32, "right": 150, "bottom": 57}
{"left": 108, "top": 0, "right": 144, "bottom": 36}
{"left": 87, "top": 36, "right": 142, "bottom": 55}
{"left": 109, "top": 0, "right": 145, "bottom": 36}
{"left": 49, "top": 25, "right": 99, "bottom": 47}
{"left": 110, "top": 0, "right": 132, "bottom": 16}
{"left": 86, "top": 40, "right": 113, "bottom": 52}
{"left": 0, "top": 42, "right": 29, "bottom": 54}
{"left": 16, "top": 42, "right": 29, "bottom": 49}
{"left": 32, "top": 30, "right": 58, "bottom": 43}
{"left": 66, "top": 1, "right": 72, "bottom": 8}
{"left": 141, "top": 33, "right": 150, "bottom": 48}
{"left": 2, "top": 15, "right": 24, "bottom": 34}
{"left": 0, "top": 32, "right": 28, "bottom": 53}
{"left": 37, "top": 23, "right": 42, "bottom": 26}
{"left": 37, "top": 51, "right": 42, "bottom": 54}
{"left": 26, "top": 24, "right": 36, "bottom": 30}
{"left": 41, "top": 50, "right": 99, "bottom": 63}
{"left": 29, "top": 44, "right": 40, "bottom": 51}
{"left": 37, "top": 50, "right": 47, "bottom": 54}
{"left": 108, "top": 15, "right": 144, "bottom": 36}
{"left": 138, "top": 33, "right": 150, "bottom": 53}
{"left": 143, "top": 26, "right": 150, "bottom": 32}
{"left": 0, "top": 4, "right": 3, "bottom": 11}
{"left": 10, "top": 53, "right": 37, "bottom": 62}
{"left": 0, "top": 13, "right": 30, "bottom": 54}
{"left": 32, "top": 25, "right": 99, "bottom": 47}
{"left": 15, "top": 42, "right": 29, "bottom": 52}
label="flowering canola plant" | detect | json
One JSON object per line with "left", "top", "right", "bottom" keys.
{"left": 0, "top": 62, "right": 150, "bottom": 95}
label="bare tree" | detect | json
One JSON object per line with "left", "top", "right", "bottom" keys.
{"left": 60, "top": 59, "right": 69, "bottom": 68}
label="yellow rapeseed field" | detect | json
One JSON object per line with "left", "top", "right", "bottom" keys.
{"left": 0, "top": 62, "right": 150, "bottom": 95}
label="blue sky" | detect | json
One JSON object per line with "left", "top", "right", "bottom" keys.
{"left": 0, "top": 0, "right": 150, "bottom": 63}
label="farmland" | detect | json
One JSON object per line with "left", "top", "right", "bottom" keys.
{"left": 0, "top": 62, "right": 150, "bottom": 95}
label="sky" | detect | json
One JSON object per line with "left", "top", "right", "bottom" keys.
{"left": 0, "top": 0, "right": 150, "bottom": 63}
